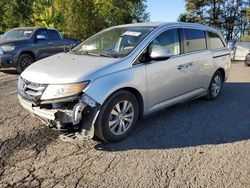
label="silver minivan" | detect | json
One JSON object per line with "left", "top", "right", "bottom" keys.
{"left": 18, "top": 22, "right": 231, "bottom": 142}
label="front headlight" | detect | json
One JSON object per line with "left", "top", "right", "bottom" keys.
{"left": 41, "top": 82, "right": 89, "bottom": 100}
{"left": 1, "top": 45, "right": 15, "bottom": 52}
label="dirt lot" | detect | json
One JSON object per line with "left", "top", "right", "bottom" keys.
{"left": 0, "top": 62, "right": 250, "bottom": 188}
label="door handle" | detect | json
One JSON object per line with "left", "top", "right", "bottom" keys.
{"left": 177, "top": 65, "right": 185, "bottom": 70}
{"left": 177, "top": 63, "right": 193, "bottom": 71}
{"left": 186, "top": 62, "right": 193, "bottom": 68}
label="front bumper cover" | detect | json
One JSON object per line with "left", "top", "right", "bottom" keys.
{"left": 19, "top": 94, "right": 59, "bottom": 121}
{"left": 0, "top": 53, "right": 18, "bottom": 67}
{"left": 18, "top": 94, "right": 100, "bottom": 140}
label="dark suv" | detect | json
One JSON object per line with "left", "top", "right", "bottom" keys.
{"left": 0, "top": 27, "right": 79, "bottom": 73}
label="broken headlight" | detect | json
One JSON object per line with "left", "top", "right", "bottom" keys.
{"left": 41, "top": 81, "right": 89, "bottom": 100}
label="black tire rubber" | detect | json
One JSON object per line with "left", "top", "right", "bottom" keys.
{"left": 16, "top": 54, "right": 34, "bottom": 73}
{"left": 94, "top": 90, "right": 139, "bottom": 143}
{"left": 205, "top": 71, "right": 223, "bottom": 100}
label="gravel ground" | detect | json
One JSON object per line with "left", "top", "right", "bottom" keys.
{"left": 0, "top": 62, "right": 250, "bottom": 188}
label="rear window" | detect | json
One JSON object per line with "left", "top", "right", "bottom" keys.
{"left": 48, "top": 30, "right": 61, "bottom": 40}
{"left": 184, "top": 29, "right": 206, "bottom": 53}
{"left": 208, "top": 32, "right": 225, "bottom": 50}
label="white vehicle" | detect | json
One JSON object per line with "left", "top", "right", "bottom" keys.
{"left": 231, "top": 42, "right": 250, "bottom": 61}
{"left": 18, "top": 22, "right": 231, "bottom": 142}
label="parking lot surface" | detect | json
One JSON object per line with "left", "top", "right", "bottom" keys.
{"left": 0, "top": 62, "right": 250, "bottom": 188}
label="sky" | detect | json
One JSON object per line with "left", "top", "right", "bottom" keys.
{"left": 147, "top": 0, "right": 186, "bottom": 22}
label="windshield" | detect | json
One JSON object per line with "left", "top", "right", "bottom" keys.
{"left": 71, "top": 26, "right": 155, "bottom": 58}
{"left": 2, "top": 28, "right": 35, "bottom": 39}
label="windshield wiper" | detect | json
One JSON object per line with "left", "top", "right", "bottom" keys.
{"left": 99, "top": 53, "right": 118, "bottom": 58}
{"left": 70, "top": 51, "right": 118, "bottom": 58}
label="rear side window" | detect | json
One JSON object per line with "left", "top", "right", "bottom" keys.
{"left": 151, "top": 29, "right": 180, "bottom": 55}
{"left": 208, "top": 32, "right": 225, "bottom": 50}
{"left": 184, "top": 29, "right": 206, "bottom": 53}
{"left": 48, "top": 30, "right": 61, "bottom": 40}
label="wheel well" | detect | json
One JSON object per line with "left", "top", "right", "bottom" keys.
{"left": 217, "top": 68, "right": 225, "bottom": 82}
{"left": 19, "top": 51, "right": 36, "bottom": 61}
{"left": 116, "top": 87, "right": 144, "bottom": 116}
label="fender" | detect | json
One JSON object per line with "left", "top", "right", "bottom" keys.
{"left": 84, "top": 64, "right": 147, "bottom": 111}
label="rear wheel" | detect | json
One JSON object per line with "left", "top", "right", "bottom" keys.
{"left": 16, "top": 54, "right": 34, "bottom": 73}
{"left": 95, "top": 90, "right": 139, "bottom": 142}
{"left": 205, "top": 71, "right": 223, "bottom": 100}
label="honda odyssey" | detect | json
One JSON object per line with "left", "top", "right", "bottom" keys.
{"left": 18, "top": 22, "right": 231, "bottom": 142}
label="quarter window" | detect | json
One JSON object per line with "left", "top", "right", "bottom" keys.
{"left": 208, "top": 32, "right": 225, "bottom": 50}
{"left": 184, "top": 29, "right": 206, "bottom": 53}
{"left": 151, "top": 29, "right": 180, "bottom": 55}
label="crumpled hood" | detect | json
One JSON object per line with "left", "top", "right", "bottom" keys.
{"left": 21, "top": 53, "right": 118, "bottom": 84}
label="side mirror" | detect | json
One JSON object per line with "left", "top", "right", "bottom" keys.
{"left": 150, "top": 48, "right": 172, "bottom": 61}
{"left": 36, "top": 34, "right": 46, "bottom": 40}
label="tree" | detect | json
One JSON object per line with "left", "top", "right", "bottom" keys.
{"left": 94, "top": 0, "right": 149, "bottom": 27}
{"left": 180, "top": 0, "right": 249, "bottom": 41}
{"left": 178, "top": 13, "right": 201, "bottom": 23}
{"left": 55, "top": 0, "right": 150, "bottom": 39}
{"left": 0, "top": 0, "right": 150, "bottom": 39}
{"left": 54, "top": 0, "right": 99, "bottom": 39}
{"left": 2, "top": 0, "right": 34, "bottom": 29}
{"left": 32, "top": 0, "right": 62, "bottom": 28}
{"left": 185, "top": 0, "right": 208, "bottom": 23}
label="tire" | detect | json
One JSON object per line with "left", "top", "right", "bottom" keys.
{"left": 16, "top": 54, "right": 34, "bottom": 73}
{"left": 95, "top": 90, "right": 139, "bottom": 143}
{"left": 205, "top": 71, "right": 224, "bottom": 100}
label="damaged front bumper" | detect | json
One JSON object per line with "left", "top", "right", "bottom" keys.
{"left": 18, "top": 94, "right": 100, "bottom": 140}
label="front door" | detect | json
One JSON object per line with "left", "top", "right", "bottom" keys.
{"left": 145, "top": 28, "right": 208, "bottom": 113}
{"left": 34, "top": 29, "right": 53, "bottom": 60}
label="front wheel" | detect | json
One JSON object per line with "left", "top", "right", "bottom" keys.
{"left": 95, "top": 90, "right": 139, "bottom": 143}
{"left": 16, "top": 54, "right": 34, "bottom": 73}
{"left": 205, "top": 71, "right": 224, "bottom": 100}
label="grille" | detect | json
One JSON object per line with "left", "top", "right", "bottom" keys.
{"left": 18, "top": 76, "right": 47, "bottom": 102}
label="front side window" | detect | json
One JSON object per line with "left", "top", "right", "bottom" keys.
{"left": 184, "top": 29, "right": 206, "bottom": 53}
{"left": 36, "top": 30, "right": 49, "bottom": 40}
{"left": 208, "top": 32, "right": 225, "bottom": 50}
{"left": 71, "top": 27, "right": 155, "bottom": 58}
{"left": 150, "top": 29, "right": 180, "bottom": 55}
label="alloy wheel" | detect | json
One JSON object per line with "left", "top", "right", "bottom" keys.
{"left": 108, "top": 100, "right": 135, "bottom": 136}
{"left": 211, "top": 75, "right": 222, "bottom": 97}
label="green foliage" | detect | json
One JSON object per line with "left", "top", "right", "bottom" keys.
{"left": 179, "top": 0, "right": 249, "bottom": 41}
{"left": 32, "top": 0, "right": 62, "bottom": 28}
{"left": 0, "top": 0, "right": 150, "bottom": 39}
{"left": 0, "top": 0, "right": 34, "bottom": 33}
{"left": 178, "top": 13, "right": 200, "bottom": 23}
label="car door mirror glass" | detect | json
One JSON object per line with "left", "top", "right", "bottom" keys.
{"left": 149, "top": 48, "right": 172, "bottom": 61}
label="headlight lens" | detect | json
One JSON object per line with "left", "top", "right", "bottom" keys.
{"left": 1, "top": 45, "right": 15, "bottom": 52}
{"left": 41, "top": 82, "right": 89, "bottom": 100}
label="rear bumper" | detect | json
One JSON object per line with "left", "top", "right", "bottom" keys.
{"left": 0, "top": 53, "right": 18, "bottom": 67}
